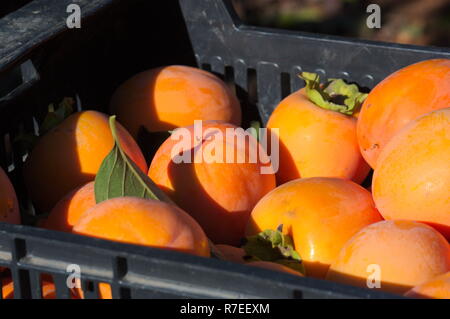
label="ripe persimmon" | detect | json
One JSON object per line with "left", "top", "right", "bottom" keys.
{"left": 0, "top": 166, "right": 20, "bottom": 224}
{"left": 327, "top": 220, "right": 450, "bottom": 294}
{"left": 41, "top": 182, "right": 95, "bottom": 233}
{"left": 247, "top": 261, "right": 304, "bottom": 277}
{"left": 24, "top": 111, "right": 147, "bottom": 212}
{"left": 372, "top": 108, "right": 450, "bottom": 239}
{"left": 148, "top": 121, "right": 276, "bottom": 246}
{"left": 73, "top": 197, "right": 210, "bottom": 258}
{"left": 246, "top": 177, "right": 382, "bottom": 278}
{"left": 357, "top": 59, "right": 450, "bottom": 169}
{"left": 405, "top": 272, "right": 450, "bottom": 299}
{"left": 267, "top": 74, "right": 370, "bottom": 185}
{"left": 110, "top": 65, "right": 242, "bottom": 138}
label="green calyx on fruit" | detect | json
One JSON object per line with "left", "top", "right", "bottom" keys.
{"left": 242, "top": 225, "right": 306, "bottom": 275}
{"left": 300, "top": 72, "right": 368, "bottom": 116}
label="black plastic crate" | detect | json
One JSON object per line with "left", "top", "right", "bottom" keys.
{"left": 0, "top": 1, "right": 33, "bottom": 19}
{"left": 0, "top": 0, "right": 448, "bottom": 299}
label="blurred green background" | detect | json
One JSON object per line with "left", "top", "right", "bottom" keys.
{"left": 232, "top": 0, "right": 450, "bottom": 47}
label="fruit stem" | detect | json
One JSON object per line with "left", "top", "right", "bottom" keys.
{"left": 299, "top": 72, "right": 368, "bottom": 116}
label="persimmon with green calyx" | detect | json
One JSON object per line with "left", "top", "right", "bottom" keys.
{"left": 267, "top": 72, "right": 370, "bottom": 185}
{"left": 301, "top": 72, "right": 368, "bottom": 116}
{"left": 214, "top": 227, "right": 306, "bottom": 275}
{"left": 0, "top": 166, "right": 20, "bottom": 224}
{"left": 23, "top": 110, "right": 147, "bottom": 213}
{"left": 246, "top": 177, "right": 382, "bottom": 278}
{"left": 357, "top": 59, "right": 450, "bottom": 169}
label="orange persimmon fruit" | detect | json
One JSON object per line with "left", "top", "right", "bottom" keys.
{"left": 372, "top": 108, "right": 450, "bottom": 239}
{"left": 326, "top": 220, "right": 450, "bottom": 294}
{"left": 73, "top": 197, "right": 210, "bottom": 258}
{"left": 267, "top": 74, "right": 370, "bottom": 185}
{"left": 23, "top": 111, "right": 147, "bottom": 212}
{"left": 405, "top": 272, "right": 450, "bottom": 299}
{"left": 148, "top": 121, "right": 276, "bottom": 246}
{"left": 357, "top": 59, "right": 450, "bottom": 169}
{"left": 41, "top": 181, "right": 96, "bottom": 233}
{"left": 246, "top": 177, "right": 382, "bottom": 278}
{"left": 110, "top": 65, "right": 242, "bottom": 138}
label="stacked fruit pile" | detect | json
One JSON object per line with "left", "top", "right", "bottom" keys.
{"left": 0, "top": 60, "right": 448, "bottom": 299}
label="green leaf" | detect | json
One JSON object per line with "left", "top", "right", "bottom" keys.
{"left": 242, "top": 225, "right": 306, "bottom": 275}
{"left": 94, "top": 117, "right": 223, "bottom": 259}
{"left": 94, "top": 116, "right": 174, "bottom": 204}
{"left": 299, "top": 72, "right": 368, "bottom": 116}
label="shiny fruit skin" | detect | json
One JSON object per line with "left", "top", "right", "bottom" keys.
{"left": 149, "top": 121, "right": 276, "bottom": 246}
{"left": 41, "top": 182, "right": 95, "bottom": 232}
{"left": 110, "top": 65, "right": 242, "bottom": 138}
{"left": 405, "top": 272, "right": 450, "bottom": 299}
{"left": 267, "top": 88, "right": 370, "bottom": 185}
{"left": 372, "top": 108, "right": 450, "bottom": 239}
{"left": 246, "top": 177, "right": 382, "bottom": 278}
{"left": 24, "top": 111, "right": 147, "bottom": 212}
{"left": 357, "top": 59, "right": 450, "bottom": 169}
{"left": 73, "top": 197, "right": 210, "bottom": 258}
{"left": 327, "top": 220, "right": 450, "bottom": 294}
